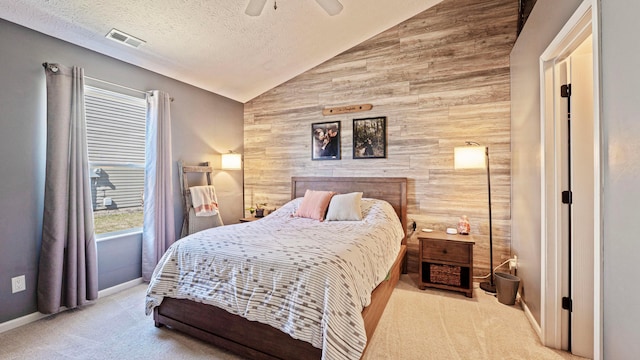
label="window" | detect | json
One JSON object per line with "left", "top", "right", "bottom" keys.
{"left": 84, "top": 85, "right": 146, "bottom": 235}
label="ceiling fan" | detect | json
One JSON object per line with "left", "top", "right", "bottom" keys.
{"left": 245, "top": 0, "right": 344, "bottom": 16}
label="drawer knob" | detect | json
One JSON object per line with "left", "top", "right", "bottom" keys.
{"left": 442, "top": 249, "right": 447, "bottom": 254}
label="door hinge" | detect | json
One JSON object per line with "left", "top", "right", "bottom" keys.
{"left": 561, "top": 84, "right": 571, "bottom": 98}
{"left": 562, "top": 296, "right": 573, "bottom": 312}
{"left": 562, "top": 190, "right": 572, "bottom": 204}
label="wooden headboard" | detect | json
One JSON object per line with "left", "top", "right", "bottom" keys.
{"left": 291, "top": 176, "right": 408, "bottom": 243}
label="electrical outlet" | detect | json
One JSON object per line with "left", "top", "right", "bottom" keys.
{"left": 11, "top": 275, "right": 26, "bottom": 293}
{"left": 509, "top": 255, "right": 518, "bottom": 270}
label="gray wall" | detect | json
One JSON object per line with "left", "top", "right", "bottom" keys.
{"left": 97, "top": 233, "right": 142, "bottom": 290}
{"left": 0, "top": 18, "right": 244, "bottom": 324}
{"left": 601, "top": 0, "right": 640, "bottom": 358}
{"left": 509, "top": 0, "right": 582, "bottom": 325}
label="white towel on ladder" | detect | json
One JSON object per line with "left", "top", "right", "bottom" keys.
{"left": 189, "top": 185, "right": 219, "bottom": 217}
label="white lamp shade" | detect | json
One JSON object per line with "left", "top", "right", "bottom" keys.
{"left": 454, "top": 146, "right": 486, "bottom": 169}
{"left": 221, "top": 153, "right": 242, "bottom": 170}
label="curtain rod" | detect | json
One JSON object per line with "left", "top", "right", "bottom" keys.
{"left": 84, "top": 75, "right": 147, "bottom": 96}
{"left": 42, "top": 63, "right": 173, "bottom": 101}
{"left": 86, "top": 76, "right": 174, "bottom": 102}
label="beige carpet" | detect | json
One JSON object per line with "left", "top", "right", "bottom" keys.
{"left": 0, "top": 275, "right": 583, "bottom": 360}
{"left": 363, "top": 274, "right": 583, "bottom": 359}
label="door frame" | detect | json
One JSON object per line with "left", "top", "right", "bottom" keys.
{"left": 538, "top": 1, "right": 602, "bottom": 358}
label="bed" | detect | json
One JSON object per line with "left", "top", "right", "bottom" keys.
{"left": 146, "top": 176, "right": 408, "bottom": 360}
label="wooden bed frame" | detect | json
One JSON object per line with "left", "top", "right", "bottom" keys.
{"left": 154, "top": 176, "right": 408, "bottom": 360}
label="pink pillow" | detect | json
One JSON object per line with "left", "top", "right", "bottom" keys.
{"left": 294, "top": 190, "right": 336, "bottom": 221}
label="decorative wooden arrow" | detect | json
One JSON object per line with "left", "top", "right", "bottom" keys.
{"left": 322, "top": 104, "right": 373, "bottom": 116}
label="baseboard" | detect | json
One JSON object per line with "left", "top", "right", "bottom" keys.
{"left": 0, "top": 311, "right": 50, "bottom": 334}
{"left": 98, "top": 277, "right": 144, "bottom": 298}
{"left": 0, "top": 277, "right": 144, "bottom": 334}
{"left": 521, "top": 295, "right": 542, "bottom": 341}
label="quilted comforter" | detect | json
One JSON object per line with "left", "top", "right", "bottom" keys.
{"left": 145, "top": 198, "right": 404, "bottom": 360}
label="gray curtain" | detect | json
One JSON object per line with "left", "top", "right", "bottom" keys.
{"left": 38, "top": 63, "right": 98, "bottom": 314}
{"left": 142, "top": 90, "right": 175, "bottom": 281}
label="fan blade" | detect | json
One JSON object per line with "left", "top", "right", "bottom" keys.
{"left": 316, "top": 0, "right": 343, "bottom": 15}
{"left": 245, "top": 0, "right": 268, "bottom": 16}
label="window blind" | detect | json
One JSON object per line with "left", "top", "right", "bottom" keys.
{"left": 84, "top": 85, "right": 146, "bottom": 165}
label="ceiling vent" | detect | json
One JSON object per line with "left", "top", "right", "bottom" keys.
{"left": 106, "top": 29, "right": 145, "bottom": 48}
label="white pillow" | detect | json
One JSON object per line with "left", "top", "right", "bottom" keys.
{"left": 325, "top": 192, "right": 363, "bottom": 221}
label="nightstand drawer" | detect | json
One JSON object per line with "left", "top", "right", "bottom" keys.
{"left": 422, "top": 239, "right": 470, "bottom": 264}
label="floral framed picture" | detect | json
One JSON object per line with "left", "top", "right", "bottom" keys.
{"left": 353, "top": 116, "right": 386, "bottom": 159}
{"left": 311, "top": 121, "right": 341, "bottom": 160}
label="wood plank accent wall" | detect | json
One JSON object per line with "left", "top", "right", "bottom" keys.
{"left": 244, "top": 0, "right": 518, "bottom": 277}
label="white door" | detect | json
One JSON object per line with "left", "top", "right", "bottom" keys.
{"left": 556, "top": 35, "right": 594, "bottom": 358}
{"left": 566, "top": 35, "right": 594, "bottom": 359}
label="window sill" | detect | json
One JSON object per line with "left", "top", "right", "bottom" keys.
{"left": 95, "top": 227, "right": 142, "bottom": 242}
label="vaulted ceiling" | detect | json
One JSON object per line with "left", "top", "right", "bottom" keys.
{"left": 0, "top": 0, "right": 443, "bottom": 103}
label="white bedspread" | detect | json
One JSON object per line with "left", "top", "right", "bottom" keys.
{"left": 145, "top": 198, "right": 404, "bottom": 360}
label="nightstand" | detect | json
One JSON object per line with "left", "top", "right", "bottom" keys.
{"left": 239, "top": 217, "right": 260, "bottom": 223}
{"left": 418, "top": 231, "right": 475, "bottom": 298}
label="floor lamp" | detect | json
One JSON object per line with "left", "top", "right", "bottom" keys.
{"left": 221, "top": 150, "right": 244, "bottom": 215}
{"left": 454, "top": 142, "right": 496, "bottom": 293}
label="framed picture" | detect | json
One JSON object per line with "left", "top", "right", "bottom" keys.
{"left": 311, "top": 121, "right": 341, "bottom": 160}
{"left": 353, "top": 116, "right": 386, "bottom": 159}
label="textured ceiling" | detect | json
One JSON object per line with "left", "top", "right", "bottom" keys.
{"left": 0, "top": 0, "right": 442, "bottom": 102}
